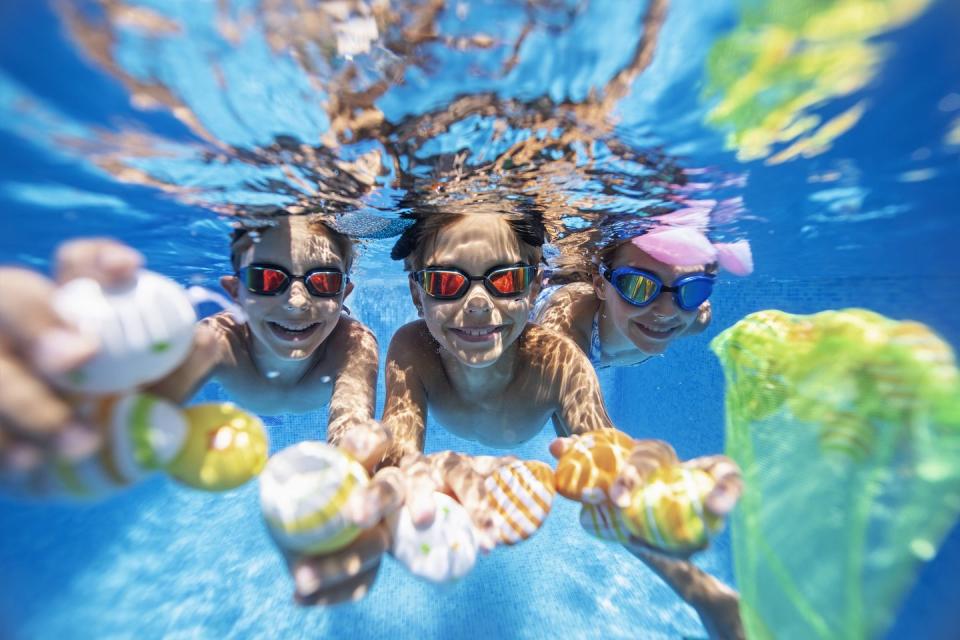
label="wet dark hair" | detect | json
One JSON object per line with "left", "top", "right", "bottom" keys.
{"left": 391, "top": 200, "right": 547, "bottom": 271}
{"left": 229, "top": 214, "right": 356, "bottom": 272}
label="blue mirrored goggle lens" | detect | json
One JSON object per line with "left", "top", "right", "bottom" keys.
{"left": 677, "top": 278, "right": 713, "bottom": 310}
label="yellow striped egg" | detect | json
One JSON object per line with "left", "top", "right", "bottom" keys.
{"left": 579, "top": 503, "right": 631, "bottom": 545}
{"left": 260, "top": 442, "right": 369, "bottom": 555}
{"left": 484, "top": 460, "right": 556, "bottom": 545}
{"left": 622, "top": 466, "right": 724, "bottom": 554}
{"left": 555, "top": 430, "right": 635, "bottom": 502}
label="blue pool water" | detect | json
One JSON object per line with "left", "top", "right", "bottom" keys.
{"left": 1, "top": 1, "right": 959, "bottom": 638}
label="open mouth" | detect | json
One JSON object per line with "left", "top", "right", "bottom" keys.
{"left": 267, "top": 321, "right": 322, "bottom": 342}
{"left": 448, "top": 325, "right": 506, "bottom": 343}
{"left": 633, "top": 321, "right": 680, "bottom": 341}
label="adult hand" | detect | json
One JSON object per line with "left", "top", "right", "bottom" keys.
{"left": 0, "top": 239, "right": 141, "bottom": 479}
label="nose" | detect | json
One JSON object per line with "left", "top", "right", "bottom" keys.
{"left": 464, "top": 282, "right": 493, "bottom": 314}
{"left": 648, "top": 289, "right": 679, "bottom": 319}
{"left": 285, "top": 280, "right": 310, "bottom": 311}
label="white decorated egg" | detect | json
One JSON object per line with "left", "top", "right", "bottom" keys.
{"left": 389, "top": 492, "right": 478, "bottom": 583}
{"left": 260, "top": 442, "right": 369, "bottom": 555}
{"left": 52, "top": 270, "right": 197, "bottom": 394}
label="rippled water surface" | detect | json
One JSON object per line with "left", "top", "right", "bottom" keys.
{"left": 1, "top": 1, "right": 958, "bottom": 638}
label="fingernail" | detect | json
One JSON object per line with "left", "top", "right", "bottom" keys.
{"left": 55, "top": 423, "right": 101, "bottom": 461}
{"left": 32, "top": 329, "right": 98, "bottom": 374}
{"left": 294, "top": 564, "right": 321, "bottom": 595}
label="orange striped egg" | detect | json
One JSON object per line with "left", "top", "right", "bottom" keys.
{"left": 484, "top": 461, "right": 556, "bottom": 545}
{"left": 554, "top": 430, "right": 636, "bottom": 502}
{"left": 579, "top": 503, "right": 631, "bottom": 545}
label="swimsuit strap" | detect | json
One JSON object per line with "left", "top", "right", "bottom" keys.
{"left": 589, "top": 309, "right": 605, "bottom": 368}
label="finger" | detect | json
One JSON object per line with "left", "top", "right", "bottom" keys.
{"left": 54, "top": 238, "right": 143, "bottom": 286}
{"left": 548, "top": 436, "right": 574, "bottom": 459}
{"left": 294, "top": 564, "right": 380, "bottom": 607}
{"left": 0, "top": 270, "right": 98, "bottom": 374}
{"left": 705, "top": 474, "right": 742, "bottom": 517}
{"left": 609, "top": 468, "right": 639, "bottom": 508}
{"left": 292, "top": 524, "right": 390, "bottom": 598}
{"left": 339, "top": 420, "right": 391, "bottom": 473}
{"left": 403, "top": 459, "right": 439, "bottom": 526}
{"left": 0, "top": 352, "right": 74, "bottom": 439}
{"left": 432, "top": 453, "right": 492, "bottom": 530}
{"left": 344, "top": 467, "right": 405, "bottom": 528}
{"left": 626, "top": 439, "right": 679, "bottom": 479}
{"left": 684, "top": 454, "right": 741, "bottom": 480}
{"left": 470, "top": 455, "right": 517, "bottom": 477}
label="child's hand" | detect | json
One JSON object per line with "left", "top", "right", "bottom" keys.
{"left": 0, "top": 239, "right": 141, "bottom": 479}
{"left": 682, "top": 300, "right": 712, "bottom": 337}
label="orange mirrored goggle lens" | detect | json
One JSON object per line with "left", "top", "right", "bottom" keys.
{"left": 417, "top": 266, "right": 535, "bottom": 299}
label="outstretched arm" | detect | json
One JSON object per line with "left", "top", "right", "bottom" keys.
{"left": 380, "top": 322, "right": 430, "bottom": 467}
{"left": 325, "top": 319, "right": 379, "bottom": 447}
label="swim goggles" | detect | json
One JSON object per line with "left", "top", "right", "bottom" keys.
{"left": 599, "top": 264, "right": 714, "bottom": 311}
{"left": 412, "top": 264, "right": 537, "bottom": 300}
{"left": 237, "top": 263, "right": 348, "bottom": 297}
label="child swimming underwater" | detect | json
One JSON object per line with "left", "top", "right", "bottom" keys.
{"left": 356, "top": 204, "right": 745, "bottom": 638}
{"left": 534, "top": 217, "right": 752, "bottom": 368}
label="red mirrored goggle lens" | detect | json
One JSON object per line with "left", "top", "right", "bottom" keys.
{"left": 420, "top": 270, "right": 468, "bottom": 298}
{"left": 243, "top": 266, "right": 289, "bottom": 294}
{"left": 487, "top": 266, "right": 535, "bottom": 295}
{"left": 304, "top": 271, "right": 344, "bottom": 296}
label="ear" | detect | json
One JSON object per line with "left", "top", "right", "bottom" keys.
{"left": 592, "top": 273, "right": 607, "bottom": 301}
{"left": 344, "top": 280, "right": 355, "bottom": 300}
{"left": 408, "top": 278, "right": 424, "bottom": 317}
{"left": 220, "top": 275, "right": 240, "bottom": 301}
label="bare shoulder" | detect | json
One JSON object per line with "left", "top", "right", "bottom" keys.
{"left": 534, "top": 282, "right": 595, "bottom": 349}
{"left": 199, "top": 312, "right": 244, "bottom": 364}
{"left": 520, "top": 323, "right": 591, "bottom": 369}
{"left": 387, "top": 320, "right": 434, "bottom": 355}
{"left": 331, "top": 314, "right": 378, "bottom": 349}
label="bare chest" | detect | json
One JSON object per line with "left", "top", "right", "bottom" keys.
{"left": 215, "top": 362, "right": 335, "bottom": 416}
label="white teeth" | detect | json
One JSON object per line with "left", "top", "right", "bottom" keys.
{"left": 460, "top": 327, "right": 497, "bottom": 336}
{"left": 272, "top": 321, "right": 318, "bottom": 332}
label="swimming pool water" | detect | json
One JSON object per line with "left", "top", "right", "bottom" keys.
{"left": 1, "top": 1, "right": 959, "bottom": 638}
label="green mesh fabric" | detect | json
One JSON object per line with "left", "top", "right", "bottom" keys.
{"left": 711, "top": 309, "right": 960, "bottom": 639}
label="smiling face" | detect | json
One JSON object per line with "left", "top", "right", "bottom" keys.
{"left": 595, "top": 241, "right": 708, "bottom": 356}
{"left": 227, "top": 217, "right": 353, "bottom": 361}
{"left": 412, "top": 214, "right": 539, "bottom": 368}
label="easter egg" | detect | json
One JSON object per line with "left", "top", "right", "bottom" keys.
{"left": 622, "top": 466, "right": 724, "bottom": 554}
{"left": 579, "top": 503, "right": 631, "bottom": 545}
{"left": 167, "top": 403, "right": 269, "bottom": 491}
{"left": 484, "top": 460, "right": 555, "bottom": 545}
{"left": 389, "top": 492, "right": 479, "bottom": 583}
{"left": 260, "top": 442, "right": 368, "bottom": 555}
{"left": 50, "top": 393, "right": 187, "bottom": 497}
{"left": 555, "top": 430, "right": 636, "bottom": 502}
{"left": 51, "top": 270, "right": 197, "bottom": 394}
